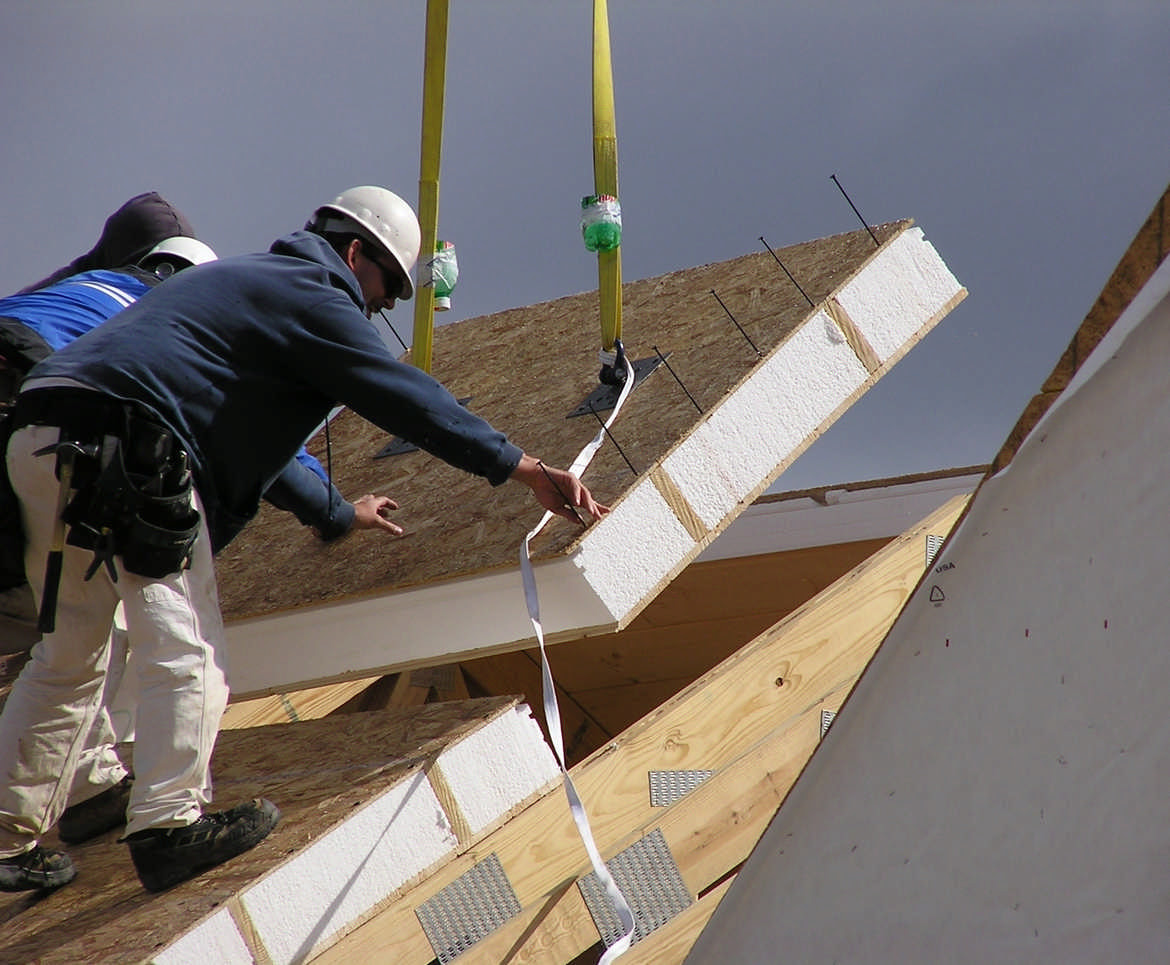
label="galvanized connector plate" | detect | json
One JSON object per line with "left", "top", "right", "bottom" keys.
{"left": 577, "top": 827, "right": 693, "bottom": 947}
{"left": 416, "top": 852, "right": 521, "bottom": 964}
{"left": 821, "top": 709, "right": 837, "bottom": 738}
{"left": 648, "top": 769, "right": 714, "bottom": 808}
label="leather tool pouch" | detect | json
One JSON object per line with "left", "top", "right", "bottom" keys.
{"left": 63, "top": 410, "right": 201, "bottom": 580}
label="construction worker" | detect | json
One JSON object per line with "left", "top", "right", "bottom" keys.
{"left": 0, "top": 237, "right": 388, "bottom": 851}
{"left": 0, "top": 236, "right": 218, "bottom": 401}
{"left": 0, "top": 185, "right": 607, "bottom": 894}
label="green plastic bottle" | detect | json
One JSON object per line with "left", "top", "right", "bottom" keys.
{"left": 580, "top": 195, "right": 622, "bottom": 252}
{"left": 431, "top": 240, "right": 458, "bottom": 311}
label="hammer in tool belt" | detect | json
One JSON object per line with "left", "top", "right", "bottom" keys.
{"left": 34, "top": 439, "right": 97, "bottom": 633}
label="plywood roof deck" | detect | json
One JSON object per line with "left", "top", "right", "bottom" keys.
{"left": 214, "top": 220, "right": 966, "bottom": 699}
{"left": 217, "top": 220, "right": 919, "bottom": 617}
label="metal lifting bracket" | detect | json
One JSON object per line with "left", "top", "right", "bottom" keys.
{"left": 373, "top": 396, "right": 473, "bottom": 459}
{"left": 566, "top": 352, "right": 666, "bottom": 419}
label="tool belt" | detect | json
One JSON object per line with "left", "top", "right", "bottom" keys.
{"left": 11, "top": 388, "right": 201, "bottom": 582}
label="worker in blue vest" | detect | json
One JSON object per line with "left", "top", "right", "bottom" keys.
{"left": 1, "top": 236, "right": 218, "bottom": 394}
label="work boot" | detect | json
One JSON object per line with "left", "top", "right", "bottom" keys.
{"left": 124, "top": 798, "right": 280, "bottom": 893}
{"left": 0, "top": 845, "right": 76, "bottom": 891}
{"left": 58, "top": 775, "right": 134, "bottom": 844}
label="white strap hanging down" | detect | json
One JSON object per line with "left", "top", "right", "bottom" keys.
{"left": 520, "top": 352, "right": 637, "bottom": 962}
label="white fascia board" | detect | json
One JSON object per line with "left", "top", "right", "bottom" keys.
{"left": 697, "top": 471, "right": 984, "bottom": 561}
{"left": 225, "top": 549, "right": 614, "bottom": 699}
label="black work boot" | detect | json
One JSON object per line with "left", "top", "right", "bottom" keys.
{"left": 58, "top": 775, "right": 134, "bottom": 844}
{"left": 0, "top": 845, "right": 76, "bottom": 891}
{"left": 124, "top": 798, "right": 280, "bottom": 892}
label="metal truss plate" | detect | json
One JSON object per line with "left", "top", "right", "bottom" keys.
{"left": 577, "top": 827, "right": 693, "bottom": 947}
{"left": 416, "top": 852, "right": 521, "bottom": 964}
{"left": 925, "top": 533, "right": 945, "bottom": 566}
{"left": 373, "top": 436, "right": 420, "bottom": 458}
{"left": 821, "top": 709, "right": 837, "bottom": 738}
{"left": 648, "top": 769, "right": 714, "bottom": 808}
{"left": 567, "top": 355, "right": 665, "bottom": 418}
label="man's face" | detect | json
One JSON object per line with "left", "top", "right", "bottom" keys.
{"left": 353, "top": 243, "right": 405, "bottom": 316}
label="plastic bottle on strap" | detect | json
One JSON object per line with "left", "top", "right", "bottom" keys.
{"left": 431, "top": 241, "right": 458, "bottom": 311}
{"left": 580, "top": 194, "right": 622, "bottom": 253}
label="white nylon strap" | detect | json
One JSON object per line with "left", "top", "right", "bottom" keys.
{"left": 520, "top": 356, "right": 637, "bottom": 962}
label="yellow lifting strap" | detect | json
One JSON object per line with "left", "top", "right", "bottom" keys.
{"left": 593, "top": 0, "right": 622, "bottom": 353}
{"left": 411, "top": 0, "right": 449, "bottom": 374}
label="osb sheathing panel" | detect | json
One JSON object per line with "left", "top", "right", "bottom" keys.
{"left": 216, "top": 221, "right": 911, "bottom": 620}
{"left": 0, "top": 697, "right": 519, "bottom": 965}
{"left": 992, "top": 183, "right": 1170, "bottom": 473}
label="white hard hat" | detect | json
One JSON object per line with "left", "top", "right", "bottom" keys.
{"left": 139, "top": 236, "right": 218, "bottom": 268}
{"left": 310, "top": 186, "right": 421, "bottom": 299}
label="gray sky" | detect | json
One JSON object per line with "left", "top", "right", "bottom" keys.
{"left": 2, "top": 1, "right": 1168, "bottom": 490}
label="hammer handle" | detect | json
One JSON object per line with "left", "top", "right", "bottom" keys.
{"left": 37, "top": 451, "right": 75, "bottom": 634}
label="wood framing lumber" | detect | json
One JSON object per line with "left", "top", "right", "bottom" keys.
{"left": 215, "top": 221, "right": 966, "bottom": 700}
{"left": 443, "top": 693, "right": 837, "bottom": 965}
{"left": 307, "top": 494, "right": 969, "bottom": 964}
{"left": 219, "top": 677, "right": 380, "bottom": 729}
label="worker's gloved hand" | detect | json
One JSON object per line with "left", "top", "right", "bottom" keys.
{"left": 349, "top": 493, "right": 403, "bottom": 535}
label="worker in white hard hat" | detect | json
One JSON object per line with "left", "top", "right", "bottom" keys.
{"left": 0, "top": 185, "right": 608, "bottom": 894}
{"left": 0, "top": 235, "right": 216, "bottom": 393}
{"left": 0, "top": 227, "right": 376, "bottom": 858}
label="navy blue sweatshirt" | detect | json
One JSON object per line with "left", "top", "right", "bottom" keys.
{"left": 28, "top": 231, "right": 523, "bottom": 551}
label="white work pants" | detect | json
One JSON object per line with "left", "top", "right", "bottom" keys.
{"left": 0, "top": 424, "right": 229, "bottom": 855}
{"left": 1, "top": 582, "right": 134, "bottom": 806}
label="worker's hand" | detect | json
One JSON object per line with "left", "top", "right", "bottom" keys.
{"left": 350, "top": 494, "right": 404, "bottom": 535}
{"left": 511, "top": 454, "right": 609, "bottom": 526}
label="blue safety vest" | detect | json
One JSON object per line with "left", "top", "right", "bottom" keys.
{"left": 0, "top": 269, "right": 156, "bottom": 351}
